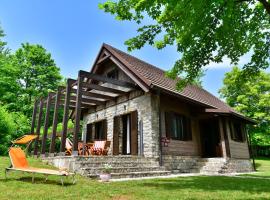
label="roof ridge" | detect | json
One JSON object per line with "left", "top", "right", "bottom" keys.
{"left": 103, "top": 43, "right": 165, "bottom": 74}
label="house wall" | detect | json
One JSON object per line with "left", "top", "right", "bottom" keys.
{"left": 82, "top": 91, "right": 160, "bottom": 158}
{"left": 224, "top": 118, "right": 250, "bottom": 159}
{"left": 160, "top": 95, "right": 201, "bottom": 156}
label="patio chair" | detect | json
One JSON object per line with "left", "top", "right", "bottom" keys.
{"left": 65, "top": 138, "right": 73, "bottom": 156}
{"left": 89, "top": 140, "right": 111, "bottom": 155}
{"left": 5, "top": 147, "right": 75, "bottom": 186}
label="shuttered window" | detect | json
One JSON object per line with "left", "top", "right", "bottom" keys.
{"left": 165, "top": 112, "right": 192, "bottom": 141}
{"left": 86, "top": 120, "right": 107, "bottom": 142}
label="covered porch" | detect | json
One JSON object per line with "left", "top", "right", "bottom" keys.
{"left": 30, "top": 69, "right": 139, "bottom": 157}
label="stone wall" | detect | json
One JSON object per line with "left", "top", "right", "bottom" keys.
{"left": 82, "top": 91, "right": 160, "bottom": 158}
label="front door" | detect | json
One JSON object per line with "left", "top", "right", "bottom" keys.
{"left": 113, "top": 111, "right": 138, "bottom": 155}
{"left": 200, "top": 118, "right": 221, "bottom": 157}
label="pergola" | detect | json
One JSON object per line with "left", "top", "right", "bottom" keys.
{"left": 30, "top": 69, "right": 138, "bottom": 156}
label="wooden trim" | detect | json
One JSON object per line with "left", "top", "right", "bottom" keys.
{"left": 130, "top": 111, "right": 138, "bottom": 155}
{"left": 60, "top": 79, "right": 72, "bottom": 153}
{"left": 49, "top": 87, "right": 61, "bottom": 154}
{"left": 113, "top": 116, "right": 120, "bottom": 155}
{"left": 72, "top": 73, "right": 83, "bottom": 154}
{"left": 69, "top": 95, "right": 105, "bottom": 105}
{"left": 33, "top": 99, "right": 44, "bottom": 156}
{"left": 80, "top": 82, "right": 127, "bottom": 95}
{"left": 79, "top": 70, "right": 137, "bottom": 89}
{"left": 41, "top": 93, "right": 53, "bottom": 155}
{"left": 97, "top": 55, "right": 111, "bottom": 65}
{"left": 30, "top": 100, "right": 38, "bottom": 134}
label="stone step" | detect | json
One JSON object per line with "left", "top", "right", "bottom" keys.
{"left": 77, "top": 161, "right": 160, "bottom": 168}
{"left": 74, "top": 156, "right": 157, "bottom": 162}
{"left": 80, "top": 166, "right": 166, "bottom": 175}
{"left": 87, "top": 170, "right": 171, "bottom": 179}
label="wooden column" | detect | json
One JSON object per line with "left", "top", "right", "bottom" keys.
{"left": 33, "top": 99, "right": 44, "bottom": 156}
{"left": 72, "top": 72, "right": 83, "bottom": 155}
{"left": 60, "top": 79, "right": 72, "bottom": 153}
{"left": 218, "top": 117, "right": 227, "bottom": 158}
{"left": 49, "top": 87, "right": 61, "bottom": 155}
{"left": 41, "top": 93, "right": 53, "bottom": 156}
{"left": 30, "top": 100, "right": 38, "bottom": 134}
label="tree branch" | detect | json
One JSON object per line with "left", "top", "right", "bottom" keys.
{"left": 258, "top": 0, "right": 270, "bottom": 15}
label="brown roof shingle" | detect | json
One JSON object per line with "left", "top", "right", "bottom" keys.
{"left": 101, "top": 43, "right": 254, "bottom": 123}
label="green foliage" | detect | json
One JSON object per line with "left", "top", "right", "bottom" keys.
{"left": 219, "top": 67, "right": 270, "bottom": 145}
{"left": 100, "top": 0, "right": 270, "bottom": 88}
{"left": 0, "top": 106, "right": 30, "bottom": 155}
{"left": 14, "top": 43, "right": 63, "bottom": 116}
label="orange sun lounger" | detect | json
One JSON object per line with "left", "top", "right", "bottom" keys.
{"left": 5, "top": 147, "right": 75, "bottom": 185}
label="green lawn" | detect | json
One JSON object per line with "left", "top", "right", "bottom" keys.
{"left": 1, "top": 157, "right": 270, "bottom": 200}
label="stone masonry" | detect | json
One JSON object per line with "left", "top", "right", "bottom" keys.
{"left": 82, "top": 90, "right": 160, "bottom": 158}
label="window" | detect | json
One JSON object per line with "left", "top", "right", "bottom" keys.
{"left": 106, "top": 68, "right": 118, "bottom": 79}
{"left": 230, "top": 121, "right": 246, "bottom": 142}
{"left": 165, "top": 112, "right": 192, "bottom": 141}
{"left": 86, "top": 120, "right": 107, "bottom": 142}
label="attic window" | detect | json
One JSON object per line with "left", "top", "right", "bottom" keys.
{"left": 107, "top": 69, "right": 118, "bottom": 79}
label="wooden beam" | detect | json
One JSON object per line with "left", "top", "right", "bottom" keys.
{"left": 72, "top": 73, "right": 83, "bottom": 155}
{"left": 81, "top": 82, "right": 127, "bottom": 95}
{"left": 49, "top": 87, "right": 61, "bottom": 154}
{"left": 79, "top": 70, "right": 137, "bottom": 89}
{"left": 97, "top": 55, "right": 110, "bottom": 65}
{"left": 69, "top": 95, "right": 105, "bottom": 105}
{"left": 60, "top": 79, "right": 72, "bottom": 153}
{"left": 33, "top": 99, "right": 44, "bottom": 156}
{"left": 41, "top": 93, "right": 53, "bottom": 155}
{"left": 30, "top": 100, "right": 38, "bottom": 134}
{"left": 69, "top": 88, "right": 115, "bottom": 101}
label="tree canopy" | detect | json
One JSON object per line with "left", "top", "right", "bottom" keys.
{"left": 219, "top": 67, "right": 270, "bottom": 146}
{"left": 100, "top": 0, "right": 270, "bottom": 88}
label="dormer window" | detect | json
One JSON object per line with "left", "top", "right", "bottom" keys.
{"left": 107, "top": 68, "right": 118, "bottom": 79}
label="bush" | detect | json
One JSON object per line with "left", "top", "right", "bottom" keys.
{"left": 0, "top": 106, "right": 30, "bottom": 155}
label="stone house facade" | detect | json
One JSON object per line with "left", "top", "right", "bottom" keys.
{"left": 78, "top": 44, "right": 254, "bottom": 173}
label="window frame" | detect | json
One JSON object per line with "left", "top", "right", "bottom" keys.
{"left": 165, "top": 111, "right": 192, "bottom": 141}
{"left": 230, "top": 120, "right": 246, "bottom": 142}
{"left": 86, "top": 119, "right": 107, "bottom": 142}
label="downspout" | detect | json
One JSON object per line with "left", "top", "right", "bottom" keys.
{"left": 247, "top": 125, "right": 256, "bottom": 171}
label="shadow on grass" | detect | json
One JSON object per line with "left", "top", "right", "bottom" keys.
{"left": 0, "top": 176, "right": 74, "bottom": 186}
{"left": 142, "top": 176, "right": 270, "bottom": 194}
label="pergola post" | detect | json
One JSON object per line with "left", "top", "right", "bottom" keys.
{"left": 41, "top": 93, "right": 53, "bottom": 156}
{"left": 60, "top": 79, "right": 73, "bottom": 154}
{"left": 30, "top": 100, "right": 38, "bottom": 134}
{"left": 72, "top": 72, "right": 83, "bottom": 155}
{"left": 218, "top": 117, "right": 227, "bottom": 158}
{"left": 49, "top": 87, "right": 61, "bottom": 155}
{"left": 33, "top": 99, "right": 44, "bottom": 156}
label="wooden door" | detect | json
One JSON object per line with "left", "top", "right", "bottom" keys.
{"left": 113, "top": 116, "right": 120, "bottom": 155}
{"left": 130, "top": 111, "right": 138, "bottom": 155}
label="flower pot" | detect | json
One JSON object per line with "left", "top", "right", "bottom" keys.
{"left": 100, "top": 173, "right": 111, "bottom": 182}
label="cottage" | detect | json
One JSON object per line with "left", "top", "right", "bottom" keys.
{"left": 34, "top": 44, "right": 254, "bottom": 178}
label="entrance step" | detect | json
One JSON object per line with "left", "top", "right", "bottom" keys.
{"left": 87, "top": 170, "right": 171, "bottom": 179}
{"left": 81, "top": 166, "right": 166, "bottom": 175}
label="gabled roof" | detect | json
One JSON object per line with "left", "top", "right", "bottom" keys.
{"left": 90, "top": 43, "right": 255, "bottom": 123}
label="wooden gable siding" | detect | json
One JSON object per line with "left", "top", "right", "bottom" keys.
{"left": 224, "top": 118, "right": 250, "bottom": 159}
{"left": 160, "top": 95, "right": 201, "bottom": 156}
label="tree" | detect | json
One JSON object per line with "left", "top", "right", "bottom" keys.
{"left": 219, "top": 67, "right": 270, "bottom": 145}
{"left": 100, "top": 0, "right": 270, "bottom": 88}
{"left": 0, "top": 26, "right": 21, "bottom": 111}
{"left": 14, "top": 43, "right": 63, "bottom": 116}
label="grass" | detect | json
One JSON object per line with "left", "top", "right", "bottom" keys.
{"left": 241, "top": 157, "right": 270, "bottom": 178}
{"left": 1, "top": 157, "right": 270, "bottom": 200}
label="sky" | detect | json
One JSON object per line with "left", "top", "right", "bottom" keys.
{"left": 0, "top": 0, "right": 246, "bottom": 97}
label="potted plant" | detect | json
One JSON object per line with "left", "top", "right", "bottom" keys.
{"left": 99, "top": 163, "right": 112, "bottom": 182}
